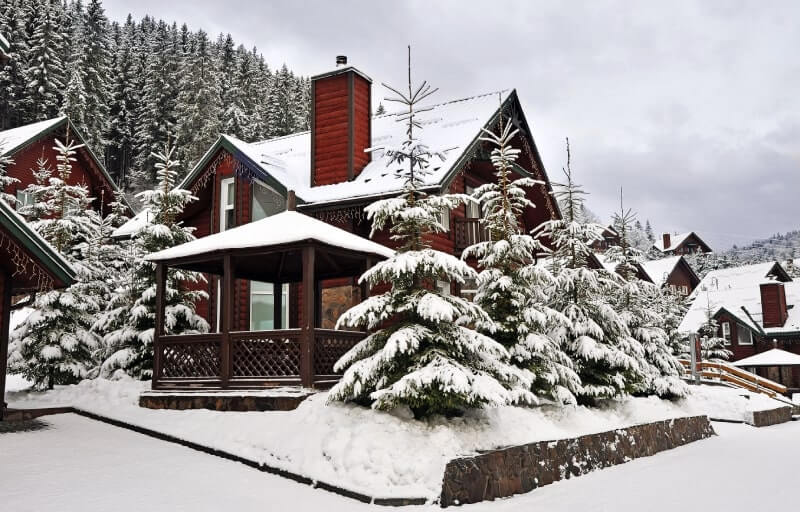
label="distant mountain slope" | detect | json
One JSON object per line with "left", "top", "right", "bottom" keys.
{"left": 724, "top": 230, "right": 800, "bottom": 265}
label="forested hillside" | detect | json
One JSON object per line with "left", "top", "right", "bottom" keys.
{"left": 0, "top": 0, "right": 310, "bottom": 193}
{"left": 724, "top": 230, "right": 800, "bottom": 265}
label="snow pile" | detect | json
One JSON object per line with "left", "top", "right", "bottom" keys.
{"left": 7, "top": 379, "right": 786, "bottom": 500}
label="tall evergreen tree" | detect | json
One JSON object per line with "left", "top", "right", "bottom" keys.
{"left": 329, "top": 50, "right": 533, "bottom": 418}
{"left": 25, "top": 0, "right": 65, "bottom": 120}
{"left": 0, "top": 0, "right": 31, "bottom": 127}
{"left": 0, "top": 149, "right": 17, "bottom": 205}
{"left": 536, "top": 140, "right": 645, "bottom": 403}
{"left": 76, "top": 0, "right": 111, "bottom": 148}
{"left": 462, "top": 119, "right": 579, "bottom": 404}
{"left": 98, "top": 143, "right": 208, "bottom": 379}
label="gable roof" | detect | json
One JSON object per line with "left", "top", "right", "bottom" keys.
{"left": 0, "top": 199, "right": 75, "bottom": 290}
{"left": 639, "top": 256, "right": 683, "bottom": 285}
{"left": 0, "top": 116, "right": 129, "bottom": 210}
{"left": 180, "top": 90, "right": 560, "bottom": 214}
{"left": 679, "top": 261, "right": 797, "bottom": 335}
{"left": 146, "top": 210, "right": 394, "bottom": 263}
{"left": 652, "top": 231, "right": 714, "bottom": 252}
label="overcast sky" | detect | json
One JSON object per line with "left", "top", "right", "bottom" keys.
{"left": 105, "top": 0, "right": 800, "bottom": 250}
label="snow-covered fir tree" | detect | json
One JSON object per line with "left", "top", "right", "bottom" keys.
{"left": 697, "top": 292, "right": 732, "bottom": 362}
{"left": 25, "top": 0, "right": 65, "bottom": 120}
{"left": 8, "top": 134, "right": 102, "bottom": 388}
{"left": 329, "top": 50, "right": 534, "bottom": 418}
{"left": 605, "top": 194, "right": 687, "bottom": 398}
{"left": 76, "top": 0, "right": 112, "bottom": 149}
{"left": 462, "top": 120, "right": 579, "bottom": 404}
{"left": 98, "top": 144, "right": 208, "bottom": 379}
{"left": 536, "top": 140, "right": 645, "bottom": 403}
{"left": 0, "top": 149, "right": 17, "bottom": 205}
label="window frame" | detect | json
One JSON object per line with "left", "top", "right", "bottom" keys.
{"left": 737, "top": 324, "right": 753, "bottom": 346}
{"left": 435, "top": 280, "right": 451, "bottom": 296}
{"left": 219, "top": 177, "right": 236, "bottom": 232}
{"left": 721, "top": 321, "right": 731, "bottom": 345}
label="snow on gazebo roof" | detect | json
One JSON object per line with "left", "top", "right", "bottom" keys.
{"left": 146, "top": 210, "right": 394, "bottom": 262}
{"left": 732, "top": 348, "right": 800, "bottom": 367}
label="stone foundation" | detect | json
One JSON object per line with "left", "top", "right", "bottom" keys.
{"left": 139, "top": 392, "right": 313, "bottom": 412}
{"left": 748, "top": 406, "right": 792, "bottom": 427}
{"left": 440, "top": 415, "right": 715, "bottom": 507}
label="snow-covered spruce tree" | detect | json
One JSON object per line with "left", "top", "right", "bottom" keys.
{"left": 605, "top": 194, "right": 687, "bottom": 398}
{"left": 17, "top": 154, "right": 53, "bottom": 222}
{"left": 25, "top": 0, "right": 65, "bottom": 120}
{"left": 697, "top": 293, "right": 732, "bottom": 362}
{"left": 7, "top": 135, "right": 102, "bottom": 388}
{"left": 462, "top": 120, "right": 579, "bottom": 404}
{"left": 98, "top": 144, "right": 208, "bottom": 379}
{"left": 648, "top": 285, "right": 690, "bottom": 357}
{"left": 535, "top": 140, "right": 645, "bottom": 404}
{"left": 0, "top": 149, "right": 17, "bottom": 206}
{"left": 328, "top": 50, "right": 533, "bottom": 418}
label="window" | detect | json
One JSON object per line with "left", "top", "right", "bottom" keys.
{"left": 738, "top": 324, "right": 753, "bottom": 346}
{"left": 437, "top": 209, "right": 450, "bottom": 232}
{"left": 252, "top": 181, "right": 285, "bottom": 221}
{"left": 435, "top": 280, "right": 451, "bottom": 296}
{"left": 461, "top": 278, "right": 478, "bottom": 302}
{"left": 721, "top": 321, "right": 731, "bottom": 345}
{"left": 465, "top": 186, "right": 480, "bottom": 219}
{"left": 16, "top": 190, "right": 34, "bottom": 210}
{"left": 220, "top": 178, "right": 235, "bottom": 231}
{"left": 680, "top": 285, "right": 689, "bottom": 296}
{"left": 250, "top": 282, "right": 289, "bottom": 331}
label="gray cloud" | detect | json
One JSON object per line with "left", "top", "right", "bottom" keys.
{"left": 104, "top": 0, "right": 800, "bottom": 249}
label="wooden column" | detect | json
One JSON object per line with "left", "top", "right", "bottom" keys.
{"left": 0, "top": 272, "right": 11, "bottom": 421}
{"left": 273, "top": 282, "right": 282, "bottom": 330}
{"left": 152, "top": 263, "right": 166, "bottom": 390}
{"left": 301, "top": 246, "right": 315, "bottom": 388}
{"left": 220, "top": 254, "right": 234, "bottom": 388}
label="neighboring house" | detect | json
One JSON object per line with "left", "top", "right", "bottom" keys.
{"left": 0, "top": 117, "right": 126, "bottom": 216}
{"left": 149, "top": 60, "right": 562, "bottom": 332}
{"left": 679, "top": 261, "right": 800, "bottom": 389}
{"left": 590, "top": 225, "right": 620, "bottom": 253}
{"left": 639, "top": 256, "right": 701, "bottom": 296}
{"left": 652, "top": 232, "right": 712, "bottom": 256}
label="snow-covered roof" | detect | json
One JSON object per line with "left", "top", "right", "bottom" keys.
{"left": 181, "top": 91, "right": 514, "bottom": 207}
{"left": 679, "top": 261, "right": 799, "bottom": 335}
{"left": 146, "top": 210, "right": 395, "bottom": 262}
{"left": 111, "top": 208, "right": 152, "bottom": 239}
{"left": 640, "top": 256, "right": 683, "bottom": 286}
{"left": 593, "top": 253, "right": 618, "bottom": 273}
{"left": 652, "top": 232, "right": 693, "bottom": 252}
{"left": 732, "top": 348, "right": 800, "bottom": 367}
{"left": 0, "top": 117, "right": 66, "bottom": 156}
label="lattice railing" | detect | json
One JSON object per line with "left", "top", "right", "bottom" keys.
{"left": 313, "top": 329, "right": 365, "bottom": 376}
{"left": 158, "top": 334, "right": 222, "bottom": 379}
{"left": 231, "top": 330, "right": 302, "bottom": 377}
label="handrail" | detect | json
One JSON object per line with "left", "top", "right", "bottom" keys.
{"left": 678, "top": 358, "right": 788, "bottom": 395}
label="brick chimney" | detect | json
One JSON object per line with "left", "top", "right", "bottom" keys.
{"left": 310, "top": 57, "right": 372, "bottom": 186}
{"left": 662, "top": 233, "right": 671, "bottom": 250}
{"left": 760, "top": 281, "right": 788, "bottom": 328}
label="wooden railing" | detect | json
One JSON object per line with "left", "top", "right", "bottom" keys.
{"left": 153, "top": 328, "right": 365, "bottom": 390}
{"left": 454, "top": 218, "right": 490, "bottom": 252}
{"left": 678, "top": 359, "right": 788, "bottom": 397}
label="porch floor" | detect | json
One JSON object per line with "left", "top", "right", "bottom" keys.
{"left": 139, "top": 387, "right": 317, "bottom": 412}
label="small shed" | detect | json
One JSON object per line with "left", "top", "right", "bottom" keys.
{"left": 0, "top": 200, "right": 75, "bottom": 420}
{"left": 145, "top": 200, "right": 392, "bottom": 390}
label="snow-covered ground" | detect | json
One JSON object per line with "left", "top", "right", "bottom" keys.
{"left": 1, "top": 413, "right": 797, "bottom": 511}
{"left": 6, "top": 378, "right": 787, "bottom": 500}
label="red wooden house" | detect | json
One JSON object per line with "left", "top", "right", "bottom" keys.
{"left": 157, "top": 61, "right": 562, "bottom": 335}
{"left": 639, "top": 256, "right": 701, "bottom": 296}
{"left": 0, "top": 116, "right": 125, "bottom": 216}
{"left": 679, "top": 261, "right": 800, "bottom": 390}
{"left": 652, "top": 232, "right": 712, "bottom": 256}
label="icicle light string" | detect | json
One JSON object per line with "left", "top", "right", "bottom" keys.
{"left": 0, "top": 229, "right": 54, "bottom": 291}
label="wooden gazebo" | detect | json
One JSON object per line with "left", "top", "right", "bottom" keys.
{"left": 0, "top": 200, "right": 75, "bottom": 420}
{"left": 146, "top": 199, "right": 392, "bottom": 390}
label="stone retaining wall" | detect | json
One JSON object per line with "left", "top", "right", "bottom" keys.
{"left": 139, "top": 393, "right": 311, "bottom": 412}
{"left": 748, "top": 406, "right": 792, "bottom": 427}
{"left": 440, "top": 415, "right": 715, "bottom": 507}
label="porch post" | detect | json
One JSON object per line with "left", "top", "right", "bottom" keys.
{"left": 273, "top": 282, "right": 282, "bottom": 330}
{"left": 0, "top": 272, "right": 11, "bottom": 420}
{"left": 221, "top": 254, "right": 234, "bottom": 388}
{"left": 301, "top": 245, "right": 315, "bottom": 388}
{"left": 152, "top": 263, "right": 166, "bottom": 390}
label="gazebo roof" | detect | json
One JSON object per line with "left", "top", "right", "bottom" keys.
{"left": 146, "top": 210, "right": 393, "bottom": 283}
{"left": 732, "top": 348, "right": 800, "bottom": 367}
{"left": 148, "top": 211, "right": 393, "bottom": 263}
{"left": 0, "top": 199, "right": 75, "bottom": 292}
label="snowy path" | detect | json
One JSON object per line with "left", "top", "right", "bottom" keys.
{"left": 1, "top": 414, "right": 797, "bottom": 511}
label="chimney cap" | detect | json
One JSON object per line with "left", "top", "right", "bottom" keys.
{"left": 336, "top": 55, "right": 348, "bottom": 66}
